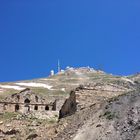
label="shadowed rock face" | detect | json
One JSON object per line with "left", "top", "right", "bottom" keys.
{"left": 59, "top": 91, "right": 77, "bottom": 119}
{"left": 51, "top": 89, "right": 140, "bottom": 140}
{"left": 72, "top": 90, "right": 140, "bottom": 140}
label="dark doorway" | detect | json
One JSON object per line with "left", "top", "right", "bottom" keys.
{"left": 34, "top": 105, "right": 38, "bottom": 110}
{"left": 25, "top": 104, "right": 30, "bottom": 112}
{"left": 15, "top": 104, "right": 19, "bottom": 112}
{"left": 27, "top": 106, "right": 30, "bottom": 112}
{"left": 24, "top": 98, "right": 30, "bottom": 104}
{"left": 17, "top": 95, "right": 20, "bottom": 101}
{"left": 52, "top": 103, "right": 56, "bottom": 111}
{"left": 45, "top": 105, "right": 49, "bottom": 110}
{"left": 35, "top": 96, "right": 38, "bottom": 102}
{"left": 3, "top": 104, "right": 7, "bottom": 110}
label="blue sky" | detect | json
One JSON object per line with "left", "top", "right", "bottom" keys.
{"left": 0, "top": 0, "right": 140, "bottom": 82}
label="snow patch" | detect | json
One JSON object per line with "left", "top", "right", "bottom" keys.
{"left": 61, "top": 88, "right": 66, "bottom": 92}
{"left": 15, "top": 82, "right": 53, "bottom": 89}
{"left": 0, "top": 85, "right": 25, "bottom": 90}
{"left": 41, "top": 79, "right": 56, "bottom": 81}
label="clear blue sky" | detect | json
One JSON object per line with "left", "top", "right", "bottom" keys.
{"left": 0, "top": 0, "right": 140, "bottom": 82}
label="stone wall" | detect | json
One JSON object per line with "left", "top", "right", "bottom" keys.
{"left": 0, "top": 88, "right": 78, "bottom": 120}
{"left": 0, "top": 102, "right": 56, "bottom": 115}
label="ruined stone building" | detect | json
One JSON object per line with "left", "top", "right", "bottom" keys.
{"left": 0, "top": 88, "right": 77, "bottom": 119}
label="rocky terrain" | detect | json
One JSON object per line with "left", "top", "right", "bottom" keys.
{"left": 0, "top": 67, "right": 140, "bottom": 140}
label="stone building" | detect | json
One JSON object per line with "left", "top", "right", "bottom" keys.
{"left": 0, "top": 88, "right": 77, "bottom": 119}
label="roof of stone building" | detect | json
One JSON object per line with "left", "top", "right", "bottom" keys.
{"left": 0, "top": 88, "right": 70, "bottom": 110}
{"left": 1, "top": 88, "right": 56, "bottom": 105}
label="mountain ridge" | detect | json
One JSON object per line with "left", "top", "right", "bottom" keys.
{"left": 0, "top": 67, "right": 140, "bottom": 140}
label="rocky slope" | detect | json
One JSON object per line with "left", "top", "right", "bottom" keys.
{"left": 0, "top": 67, "right": 140, "bottom": 140}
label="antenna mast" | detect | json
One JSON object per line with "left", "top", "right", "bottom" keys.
{"left": 58, "top": 59, "right": 61, "bottom": 72}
